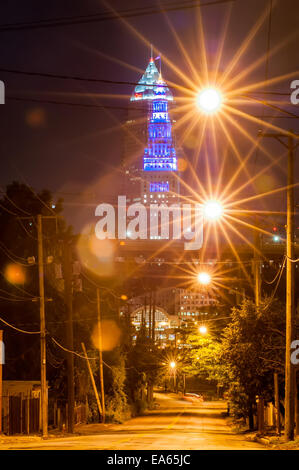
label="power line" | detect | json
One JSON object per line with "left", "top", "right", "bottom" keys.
{"left": 0, "top": 0, "right": 236, "bottom": 33}
{"left": 262, "top": 256, "right": 286, "bottom": 310}
{"left": 0, "top": 241, "right": 29, "bottom": 266}
{"left": 17, "top": 218, "right": 38, "bottom": 240}
{"left": 51, "top": 337, "right": 114, "bottom": 370}
{"left": 0, "top": 288, "right": 34, "bottom": 301}
{"left": 0, "top": 312, "right": 115, "bottom": 369}
{"left": 0, "top": 187, "right": 32, "bottom": 217}
{"left": 0, "top": 315, "right": 40, "bottom": 334}
{"left": 81, "top": 271, "right": 124, "bottom": 299}
{"left": 7, "top": 96, "right": 139, "bottom": 112}
{"left": 286, "top": 255, "right": 299, "bottom": 263}
{"left": 51, "top": 336, "right": 97, "bottom": 360}
{"left": 0, "top": 201, "right": 19, "bottom": 217}
{"left": 0, "top": 67, "right": 172, "bottom": 89}
{"left": 1, "top": 68, "right": 291, "bottom": 98}
{"left": 250, "top": 91, "right": 290, "bottom": 96}
{"left": 7, "top": 95, "right": 299, "bottom": 119}
{"left": 243, "top": 94, "right": 299, "bottom": 120}
{"left": 0, "top": 295, "right": 34, "bottom": 302}
{"left": 263, "top": 255, "right": 286, "bottom": 285}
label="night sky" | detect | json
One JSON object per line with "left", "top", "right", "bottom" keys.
{"left": 0, "top": 0, "right": 298, "bottom": 232}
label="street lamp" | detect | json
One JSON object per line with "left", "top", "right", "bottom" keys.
{"left": 169, "top": 361, "right": 177, "bottom": 392}
{"left": 203, "top": 200, "right": 224, "bottom": 221}
{"left": 197, "top": 272, "right": 211, "bottom": 285}
{"left": 199, "top": 325, "right": 208, "bottom": 334}
{"left": 194, "top": 77, "right": 297, "bottom": 441}
{"left": 196, "top": 87, "right": 222, "bottom": 114}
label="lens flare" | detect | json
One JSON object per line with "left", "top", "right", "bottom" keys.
{"left": 197, "top": 272, "right": 211, "bottom": 285}
{"left": 203, "top": 201, "right": 224, "bottom": 221}
{"left": 77, "top": 226, "right": 116, "bottom": 277}
{"left": 199, "top": 325, "right": 208, "bottom": 334}
{"left": 197, "top": 88, "right": 222, "bottom": 114}
{"left": 5, "top": 264, "right": 26, "bottom": 284}
{"left": 92, "top": 320, "right": 121, "bottom": 351}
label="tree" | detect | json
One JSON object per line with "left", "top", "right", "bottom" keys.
{"left": 125, "top": 325, "right": 162, "bottom": 414}
{"left": 220, "top": 299, "right": 285, "bottom": 429}
{"left": 184, "top": 333, "right": 224, "bottom": 384}
{"left": 0, "top": 181, "right": 67, "bottom": 381}
{"left": 103, "top": 348, "right": 128, "bottom": 423}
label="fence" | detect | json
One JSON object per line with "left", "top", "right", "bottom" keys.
{"left": 52, "top": 401, "right": 88, "bottom": 430}
{"left": 2, "top": 394, "right": 88, "bottom": 434}
{"left": 2, "top": 394, "right": 40, "bottom": 435}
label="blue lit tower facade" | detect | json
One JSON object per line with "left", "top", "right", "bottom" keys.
{"left": 130, "top": 57, "right": 179, "bottom": 205}
{"left": 142, "top": 76, "right": 179, "bottom": 205}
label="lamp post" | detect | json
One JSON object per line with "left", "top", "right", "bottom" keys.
{"left": 259, "top": 130, "right": 297, "bottom": 441}
{"left": 196, "top": 85, "right": 298, "bottom": 440}
{"left": 170, "top": 361, "right": 176, "bottom": 392}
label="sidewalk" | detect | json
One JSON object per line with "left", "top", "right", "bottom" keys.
{"left": 246, "top": 432, "right": 299, "bottom": 449}
{"left": 0, "top": 422, "right": 114, "bottom": 447}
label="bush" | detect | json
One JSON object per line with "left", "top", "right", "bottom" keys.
{"left": 105, "top": 362, "right": 129, "bottom": 423}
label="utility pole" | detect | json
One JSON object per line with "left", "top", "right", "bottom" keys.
{"left": 253, "top": 226, "right": 261, "bottom": 307}
{"left": 81, "top": 343, "right": 102, "bottom": 418}
{"left": 37, "top": 214, "right": 48, "bottom": 438}
{"left": 148, "top": 291, "right": 152, "bottom": 339}
{"left": 294, "top": 372, "right": 298, "bottom": 437}
{"left": 274, "top": 372, "right": 281, "bottom": 435}
{"left": 142, "top": 296, "right": 146, "bottom": 328}
{"left": 0, "top": 330, "right": 3, "bottom": 434}
{"left": 285, "top": 133, "right": 295, "bottom": 440}
{"left": 63, "top": 240, "right": 74, "bottom": 434}
{"left": 152, "top": 290, "right": 156, "bottom": 342}
{"left": 260, "top": 131, "right": 297, "bottom": 440}
{"left": 96, "top": 288, "right": 105, "bottom": 423}
{"left": 253, "top": 222, "right": 264, "bottom": 432}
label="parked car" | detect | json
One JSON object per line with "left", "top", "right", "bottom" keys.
{"left": 182, "top": 392, "right": 204, "bottom": 403}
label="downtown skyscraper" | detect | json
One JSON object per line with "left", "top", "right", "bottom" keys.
{"left": 123, "top": 54, "right": 180, "bottom": 205}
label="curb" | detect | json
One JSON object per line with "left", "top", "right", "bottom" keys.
{"left": 255, "top": 437, "right": 271, "bottom": 445}
{"left": 246, "top": 434, "right": 271, "bottom": 446}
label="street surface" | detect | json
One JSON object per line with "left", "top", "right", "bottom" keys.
{"left": 0, "top": 393, "right": 264, "bottom": 450}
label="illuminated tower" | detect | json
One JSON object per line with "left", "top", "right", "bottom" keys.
{"left": 125, "top": 55, "right": 179, "bottom": 206}
{"left": 141, "top": 74, "right": 179, "bottom": 205}
{"left": 122, "top": 56, "right": 161, "bottom": 204}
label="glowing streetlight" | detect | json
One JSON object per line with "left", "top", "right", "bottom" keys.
{"left": 197, "top": 272, "right": 211, "bottom": 285}
{"left": 203, "top": 200, "right": 223, "bottom": 221}
{"left": 170, "top": 361, "right": 176, "bottom": 369}
{"left": 199, "top": 325, "right": 208, "bottom": 335}
{"left": 197, "top": 87, "right": 222, "bottom": 114}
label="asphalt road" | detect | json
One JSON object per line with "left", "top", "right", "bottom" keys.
{"left": 0, "top": 393, "right": 264, "bottom": 450}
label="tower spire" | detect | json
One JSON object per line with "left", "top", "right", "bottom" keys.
{"left": 130, "top": 55, "right": 172, "bottom": 102}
